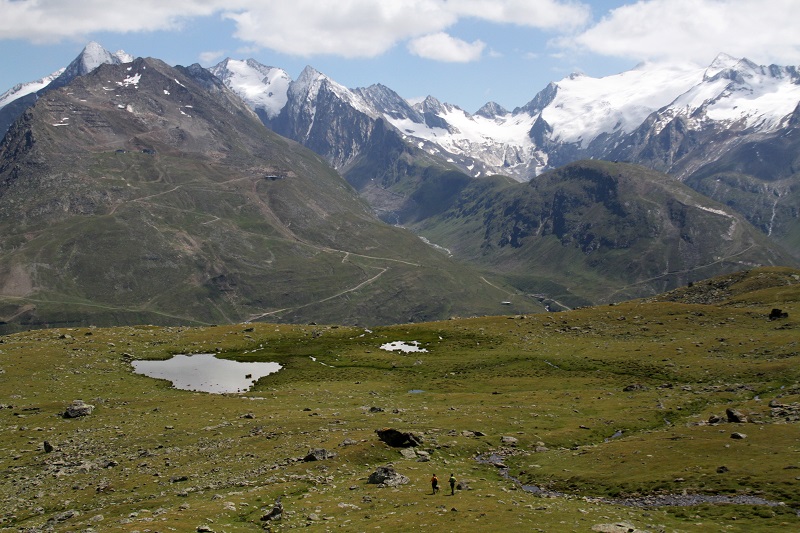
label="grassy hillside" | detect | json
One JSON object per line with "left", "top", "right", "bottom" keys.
{"left": 1, "top": 267, "right": 798, "bottom": 531}
{"left": 0, "top": 58, "right": 541, "bottom": 333}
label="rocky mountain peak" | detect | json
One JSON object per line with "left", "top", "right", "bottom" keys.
{"left": 475, "top": 101, "right": 509, "bottom": 119}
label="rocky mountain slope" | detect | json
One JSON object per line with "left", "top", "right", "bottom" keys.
{"left": 406, "top": 160, "right": 796, "bottom": 307}
{"left": 208, "top": 54, "right": 800, "bottom": 259}
{"left": 0, "top": 56, "right": 532, "bottom": 333}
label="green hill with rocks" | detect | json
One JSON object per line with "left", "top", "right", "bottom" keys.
{"left": 1, "top": 267, "right": 799, "bottom": 531}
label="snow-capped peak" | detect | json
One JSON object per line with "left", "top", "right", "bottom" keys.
{"left": 79, "top": 41, "right": 124, "bottom": 74}
{"left": 541, "top": 60, "right": 707, "bottom": 146}
{"left": 290, "top": 65, "right": 377, "bottom": 118}
{"left": 209, "top": 58, "right": 291, "bottom": 119}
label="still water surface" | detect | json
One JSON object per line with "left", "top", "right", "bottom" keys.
{"left": 131, "top": 353, "right": 281, "bottom": 393}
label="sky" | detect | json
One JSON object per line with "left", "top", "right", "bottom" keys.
{"left": 1, "top": 0, "right": 799, "bottom": 113}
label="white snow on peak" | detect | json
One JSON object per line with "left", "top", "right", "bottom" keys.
{"left": 114, "top": 50, "right": 134, "bottom": 64}
{"left": 704, "top": 53, "right": 742, "bottom": 80}
{"left": 81, "top": 41, "right": 120, "bottom": 72}
{"left": 292, "top": 66, "right": 377, "bottom": 118}
{"left": 0, "top": 67, "right": 65, "bottom": 109}
{"left": 541, "top": 61, "right": 707, "bottom": 146}
{"left": 210, "top": 58, "right": 291, "bottom": 119}
{"left": 659, "top": 57, "right": 800, "bottom": 133}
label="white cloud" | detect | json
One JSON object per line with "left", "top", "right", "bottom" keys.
{"left": 0, "top": 0, "right": 232, "bottom": 42}
{"left": 446, "top": 0, "right": 590, "bottom": 30}
{"left": 199, "top": 50, "right": 225, "bottom": 64}
{"left": 0, "top": 0, "right": 591, "bottom": 59}
{"left": 408, "top": 33, "right": 486, "bottom": 63}
{"left": 567, "top": 0, "right": 800, "bottom": 65}
{"left": 222, "top": 0, "right": 456, "bottom": 58}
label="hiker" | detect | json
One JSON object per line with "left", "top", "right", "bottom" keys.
{"left": 431, "top": 473, "right": 439, "bottom": 494}
{"left": 449, "top": 473, "right": 456, "bottom": 495}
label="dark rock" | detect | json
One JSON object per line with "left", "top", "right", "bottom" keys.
{"left": 623, "top": 383, "right": 648, "bottom": 392}
{"left": 500, "top": 436, "right": 518, "bottom": 445}
{"left": 730, "top": 432, "right": 747, "bottom": 439}
{"left": 170, "top": 475, "right": 189, "bottom": 483}
{"left": 708, "top": 414, "right": 723, "bottom": 425}
{"left": 376, "top": 428, "right": 423, "bottom": 447}
{"left": 63, "top": 400, "right": 94, "bottom": 418}
{"left": 303, "top": 448, "right": 336, "bottom": 462}
{"left": 769, "top": 308, "right": 788, "bottom": 320}
{"left": 367, "top": 465, "right": 410, "bottom": 486}
{"left": 726, "top": 408, "right": 748, "bottom": 423}
{"left": 369, "top": 406, "right": 384, "bottom": 412}
{"left": 261, "top": 497, "right": 283, "bottom": 521}
{"left": 716, "top": 465, "right": 729, "bottom": 473}
{"left": 43, "top": 441, "right": 53, "bottom": 453}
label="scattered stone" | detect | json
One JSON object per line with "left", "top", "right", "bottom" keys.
{"left": 726, "top": 408, "right": 748, "bottom": 423}
{"left": 43, "top": 441, "right": 54, "bottom": 453}
{"left": 340, "top": 438, "right": 359, "bottom": 447}
{"left": 367, "top": 465, "right": 410, "bottom": 487}
{"left": 196, "top": 526, "right": 214, "bottom": 532}
{"left": 261, "top": 497, "right": 283, "bottom": 522}
{"left": 369, "top": 406, "right": 384, "bottom": 413}
{"left": 303, "top": 448, "right": 336, "bottom": 462}
{"left": 716, "top": 466, "right": 729, "bottom": 473}
{"left": 170, "top": 475, "right": 189, "bottom": 483}
{"left": 500, "top": 436, "right": 518, "bottom": 446}
{"left": 708, "top": 414, "right": 723, "bottom": 425}
{"left": 400, "top": 448, "right": 417, "bottom": 459}
{"left": 376, "top": 428, "right": 423, "bottom": 447}
{"left": 456, "top": 480, "right": 470, "bottom": 491}
{"left": 591, "top": 522, "right": 644, "bottom": 533}
{"left": 63, "top": 400, "right": 94, "bottom": 418}
{"left": 240, "top": 412, "right": 255, "bottom": 419}
{"left": 731, "top": 432, "right": 747, "bottom": 439}
{"left": 623, "top": 384, "right": 648, "bottom": 392}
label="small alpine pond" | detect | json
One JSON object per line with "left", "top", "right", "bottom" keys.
{"left": 131, "top": 353, "right": 281, "bottom": 394}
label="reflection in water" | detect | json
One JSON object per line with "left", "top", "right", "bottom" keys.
{"left": 131, "top": 353, "right": 281, "bottom": 394}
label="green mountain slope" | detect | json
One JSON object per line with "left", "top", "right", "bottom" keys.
{"left": 0, "top": 58, "right": 540, "bottom": 333}
{"left": 409, "top": 160, "right": 798, "bottom": 307}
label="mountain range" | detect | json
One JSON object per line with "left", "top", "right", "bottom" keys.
{"left": 208, "top": 54, "right": 800, "bottom": 258}
{"left": 0, "top": 43, "right": 797, "bottom": 331}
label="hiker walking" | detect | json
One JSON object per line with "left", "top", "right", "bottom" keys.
{"left": 449, "top": 473, "right": 456, "bottom": 495}
{"left": 431, "top": 473, "right": 439, "bottom": 494}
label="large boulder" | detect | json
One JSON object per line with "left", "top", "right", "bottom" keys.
{"left": 367, "top": 465, "right": 410, "bottom": 487}
{"left": 303, "top": 448, "right": 336, "bottom": 462}
{"left": 261, "top": 497, "right": 283, "bottom": 522}
{"left": 726, "top": 408, "right": 748, "bottom": 423}
{"left": 376, "top": 428, "right": 423, "bottom": 448}
{"left": 63, "top": 400, "right": 94, "bottom": 418}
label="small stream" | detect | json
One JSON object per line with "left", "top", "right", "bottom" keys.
{"left": 476, "top": 453, "right": 796, "bottom": 513}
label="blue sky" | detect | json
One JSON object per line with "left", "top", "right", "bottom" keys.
{"left": 1, "top": 0, "right": 799, "bottom": 113}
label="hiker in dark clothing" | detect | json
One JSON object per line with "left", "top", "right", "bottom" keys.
{"left": 449, "top": 473, "right": 456, "bottom": 495}
{"left": 431, "top": 473, "right": 439, "bottom": 494}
